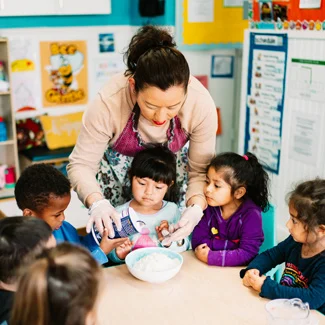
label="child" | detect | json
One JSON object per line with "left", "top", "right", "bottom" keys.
{"left": 108, "top": 146, "right": 190, "bottom": 263}
{"left": 191, "top": 152, "right": 269, "bottom": 266}
{"left": 10, "top": 243, "right": 106, "bottom": 325}
{"left": 15, "top": 163, "right": 127, "bottom": 265}
{"left": 241, "top": 179, "right": 325, "bottom": 314}
{"left": 0, "top": 216, "right": 56, "bottom": 325}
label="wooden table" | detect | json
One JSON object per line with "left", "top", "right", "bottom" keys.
{"left": 99, "top": 251, "right": 325, "bottom": 325}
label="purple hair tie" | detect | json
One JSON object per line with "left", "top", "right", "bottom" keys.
{"left": 243, "top": 155, "right": 249, "bottom": 161}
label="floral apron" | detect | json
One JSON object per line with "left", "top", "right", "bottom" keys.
{"left": 97, "top": 111, "right": 189, "bottom": 210}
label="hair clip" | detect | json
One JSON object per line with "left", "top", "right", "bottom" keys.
{"left": 243, "top": 155, "right": 249, "bottom": 161}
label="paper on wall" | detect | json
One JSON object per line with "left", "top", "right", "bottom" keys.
{"left": 289, "top": 58, "right": 325, "bottom": 103}
{"left": 188, "top": 0, "right": 214, "bottom": 23}
{"left": 289, "top": 111, "right": 320, "bottom": 166}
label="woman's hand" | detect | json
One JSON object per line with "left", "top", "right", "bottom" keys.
{"left": 116, "top": 239, "right": 133, "bottom": 260}
{"left": 99, "top": 228, "right": 130, "bottom": 255}
{"left": 162, "top": 204, "right": 203, "bottom": 246}
{"left": 87, "top": 199, "right": 122, "bottom": 238}
{"left": 194, "top": 243, "right": 210, "bottom": 264}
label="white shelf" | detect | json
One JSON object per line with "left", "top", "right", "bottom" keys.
{"left": 0, "top": 186, "right": 15, "bottom": 200}
{"left": 0, "top": 38, "right": 19, "bottom": 201}
{"left": 0, "top": 139, "right": 15, "bottom": 146}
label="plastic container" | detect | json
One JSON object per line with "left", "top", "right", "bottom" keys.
{"left": 0, "top": 164, "right": 7, "bottom": 189}
{"left": 0, "top": 61, "right": 6, "bottom": 81}
{"left": 0, "top": 117, "right": 8, "bottom": 141}
{"left": 92, "top": 207, "right": 144, "bottom": 244}
{"left": 4, "top": 166, "right": 16, "bottom": 188}
{"left": 265, "top": 298, "right": 319, "bottom": 325}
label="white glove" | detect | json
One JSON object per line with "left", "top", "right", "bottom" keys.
{"left": 162, "top": 204, "right": 203, "bottom": 246}
{"left": 86, "top": 199, "right": 122, "bottom": 238}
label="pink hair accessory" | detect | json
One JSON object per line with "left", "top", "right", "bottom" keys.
{"left": 243, "top": 155, "right": 249, "bottom": 161}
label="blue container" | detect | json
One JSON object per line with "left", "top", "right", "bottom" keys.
{"left": 92, "top": 207, "right": 144, "bottom": 244}
{"left": 0, "top": 117, "right": 7, "bottom": 141}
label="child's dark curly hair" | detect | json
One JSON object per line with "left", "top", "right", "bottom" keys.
{"left": 287, "top": 178, "right": 325, "bottom": 232}
{"left": 15, "top": 163, "right": 71, "bottom": 213}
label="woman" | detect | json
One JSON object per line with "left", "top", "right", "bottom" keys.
{"left": 67, "top": 25, "right": 217, "bottom": 243}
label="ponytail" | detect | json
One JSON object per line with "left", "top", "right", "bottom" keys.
{"left": 124, "top": 25, "right": 190, "bottom": 92}
{"left": 11, "top": 243, "right": 103, "bottom": 325}
{"left": 244, "top": 152, "right": 270, "bottom": 211}
{"left": 208, "top": 152, "right": 270, "bottom": 211}
{"left": 11, "top": 260, "right": 50, "bottom": 325}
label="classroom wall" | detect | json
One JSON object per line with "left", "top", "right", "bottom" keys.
{"left": 0, "top": 0, "right": 239, "bottom": 227}
{"left": 184, "top": 50, "right": 238, "bottom": 153}
{"left": 0, "top": 0, "right": 175, "bottom": 28}
{"left": 239, "top": 30, "right": 325, "bottom": 242}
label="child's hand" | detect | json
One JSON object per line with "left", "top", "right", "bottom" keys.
{"left": 99, "top": 228, "right": 129, "bottom": 255}
{"left": 243, "top": 269, "right": 259, "bottom": 287}
{"left": 116, "top": 239, "right": 133, "bottom": 260}
{"left": 194, "top": 243, "right": 210, "bottom": 264}
{"left": 155, "top": 220, "right": 170, "bottom": 243}
{"left": 245, "top": 269, "right": 266, "bottom": 293}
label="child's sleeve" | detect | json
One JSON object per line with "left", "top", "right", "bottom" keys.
{"left": 260, "top": 267, "right": 325, "bottom": 311}
{"left": 79, "top": 233, "right": 109, "bottom": 265}
{"left": 107, "top": 248, "right": 125, "bottom": 264}
{"left": 207, "top": 209, "right": 263, "bottom": 267}
{"left": 191, "top": 211, "right": 238, "bottom": 251}
{"left": 240, "top": 236, "right": 291, "bottom": 278}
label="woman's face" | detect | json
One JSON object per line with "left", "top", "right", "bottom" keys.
{"left": 135, "top": 84, "right": 186, "bottom": 127}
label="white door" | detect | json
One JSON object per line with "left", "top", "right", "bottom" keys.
{"left": 57, "top": 0, "right": 111, "bottom": 15}
{"left": 0, "top": 0, "right": 57, "bottom": 16}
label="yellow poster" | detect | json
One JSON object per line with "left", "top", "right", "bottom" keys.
{"left": 40, "top": 40, "right": 88, "bottom": 107}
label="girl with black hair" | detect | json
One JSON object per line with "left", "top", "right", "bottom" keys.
{"left": 191, "top": 152, "right": 270, "bottom": 266}
{"left": 108, "top": 146, "right": 190, "bottom": 263}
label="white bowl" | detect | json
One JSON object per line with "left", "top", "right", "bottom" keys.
{"left": 125, "top": 247, "right": 183, "bottom": 284}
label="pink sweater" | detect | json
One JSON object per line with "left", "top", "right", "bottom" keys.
{"left": 67, "top": 73, "right": 217, "bottom": 205}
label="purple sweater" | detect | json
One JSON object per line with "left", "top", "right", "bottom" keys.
{"left": 191, "top": 199, "right": 264, "bottom": 267}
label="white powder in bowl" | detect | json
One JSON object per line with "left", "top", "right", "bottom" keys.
{"left": 133, "top": 252, "right": 181, "bottom": 272}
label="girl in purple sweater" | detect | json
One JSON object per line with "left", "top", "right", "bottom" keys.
{"left": 191, "top": 152, "right": 270, "bottom": 266}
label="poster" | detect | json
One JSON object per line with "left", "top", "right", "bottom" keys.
{"left": 40, "top": 40, "right": 88, "bottom": 107}
{"left": 250, "top": 0, "right": 325, "bottom": 30}
{"left": 223, "top": 0, "right": 243, "bottom": 7}
{"left": 98, "top": 33, "right": 115, "bottom": 53}
{"left": 211, "top": 55, "right": 234, "bottom": 78}
{"left": 188, "top": 0, "right": 214, "bottom": 22}
{"left": 9, "top": 38, "right": 40, "bottom": 114}
{"left": 289, "top": 111, "right": 320, "bottom": 165}
{"left": 289, "top": 58, "right": 325, "bottom": 102}
{"left": 93, "top": 56, "right": 124, "bottom": 90}
{"left": 299, "top": 0, "right": 321, "bottom": 8}
{"left": 244, "top": 33, "right": 288, "bottom": 174}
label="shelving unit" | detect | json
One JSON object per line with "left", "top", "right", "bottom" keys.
{"left": 0, "top": 38, "right": 19, "bottom": 200}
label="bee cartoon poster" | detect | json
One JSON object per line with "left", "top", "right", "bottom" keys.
{"left": 40, "top": 40, "right": 88, "bottom": 107}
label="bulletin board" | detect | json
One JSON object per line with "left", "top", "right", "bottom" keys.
{"left": 244, "top": 32, "right": 288, "bottom": 174}
{"left": 176, "top": 0, "right": 248, "bottom": 50}
{"left": 251, "top": 0, "right": 325, "bottom": 30}
{"left": 238, "top": 29, "right": 325, "bottom": 240}
{"left": 1, "top": 26, "right": 128, "bottom": 120}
